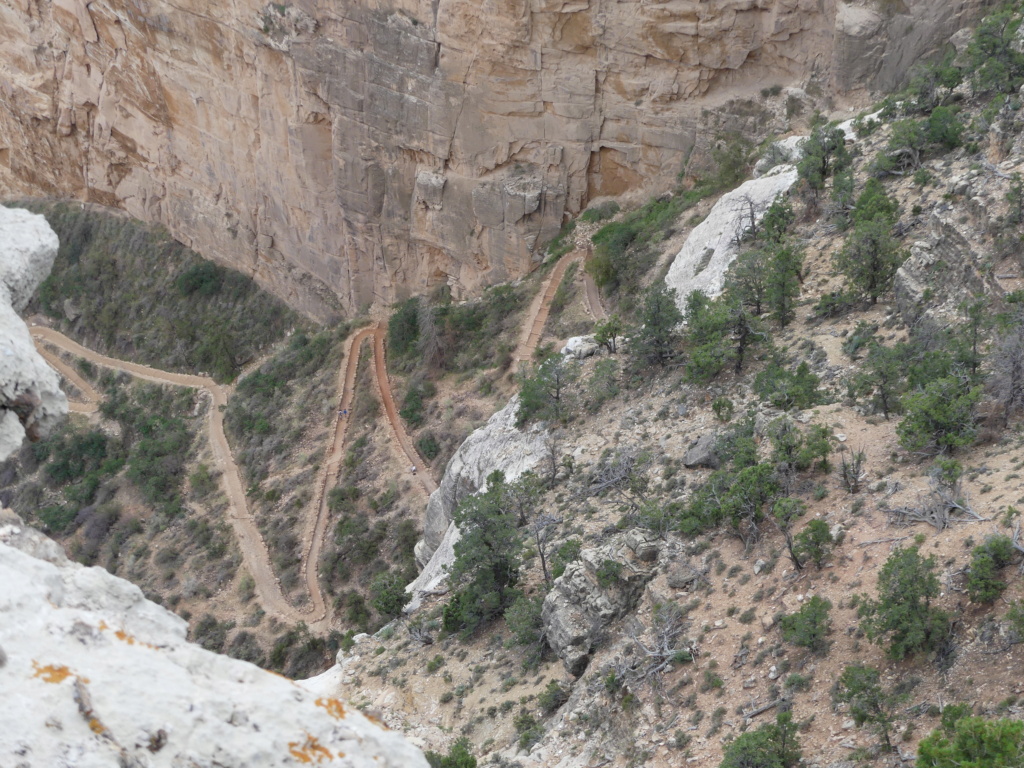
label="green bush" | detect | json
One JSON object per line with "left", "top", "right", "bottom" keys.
{"left": 416, "top": 433, "right": 441, "bottom": 461}
{"left": 966, "top": 535, "right": 1016, "bottom": 603}
{"left": 538, "top": 680, "right": 569, "bottom": 713}
{"left": 444, "top": 472, "right": 523, "bottom": 635}
{"left": 580, "top": 201, "right": 621, "bottom": 223}
{"left": 835, "top": 664, "right": 905, "bottom": 751}
{"left": 551, "top": 539, "right": 582, "bottom": 579}
{"left": 918, "top": 716, "right": 1024, "bottom": 768}
{"left": 596, "top": 559, "right": 623, "bottom": 588}
{"left": 425, "top": 738, "right": 477, "bottom": 768}
{"left": 753, "top": 360, "right": 823, "bottom": 411}
{"left": 370, "top": 570, "right": 410, "bottom": 618}
{"left": 897, "top": 377, "right": 983, "bottom": 455}
{"left": 719, "top": 712, "right": 801, "bottom": 768}
{"left": 504, "top": 593, "right": 544, "bottom": 646}
{"left": 858, "top": 546, "right": 949, "bottom": 659}
{"left": 780, "top": 595, "right": 832, "bottom": 653}
{"left": 793, "top": 519, "right": 835, "bottom": 568}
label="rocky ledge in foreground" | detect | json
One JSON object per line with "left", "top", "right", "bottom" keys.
{"left": 0, "top": 508, "right": 428, "bottom": 768}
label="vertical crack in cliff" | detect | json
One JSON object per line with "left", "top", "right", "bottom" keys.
{"left": 445, "top": 53, "right": 477, "bottom": 165}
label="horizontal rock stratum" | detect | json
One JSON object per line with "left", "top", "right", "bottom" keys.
{"left": 0, "top": 0, "right": 987, "bottom": 318}
{"left": 0, "top": 509, "right": 430, "bottom": 768}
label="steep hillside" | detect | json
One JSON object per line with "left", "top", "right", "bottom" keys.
{"left": 320, "top": 10, "right": 1024, "bottom": 767}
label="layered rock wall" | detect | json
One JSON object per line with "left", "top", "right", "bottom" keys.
{"left": 0, "top": 0, "right": 991, "bottom": 318}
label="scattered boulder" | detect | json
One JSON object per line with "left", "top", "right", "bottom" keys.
{"left": 561, "top": 335, "right": 601, "bottom": 360}
{"left": 683, "top": 432, "right": 720, "bottom": 469}
{"left": 542, "top": 531, "right": 659, "bottom": 676}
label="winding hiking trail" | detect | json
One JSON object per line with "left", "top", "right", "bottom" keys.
{"left": 31, "top": 326, "right": 318, "bottom": 626}
{"left": 514, "top": 250, "right": 585, "bottom": 364}
{"left": 31, "top": 250, "right": 581, "bottom": 630}
{"left": 300, "top": 324, "right": 437, "bottom": 626}
{"left": 32, "top": 321, "right": 437, "bottom": 631}
{"left": 583, "top": 270, "right": 606, "bottom": 322}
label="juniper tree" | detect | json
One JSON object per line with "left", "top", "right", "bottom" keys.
{"left": 858, "top": 546, "right": 949, "bottom": 659}
{"left": 835, "top": 664, "right": 906, "bottom": 752}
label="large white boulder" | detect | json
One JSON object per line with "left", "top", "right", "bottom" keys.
{"left": 0, "top": 205, "right": 67, "bottom": 460}
{"left": 664, "top": 165, "right": 799, "bottom": 308}
{"left": 0, "top": 509, "right": 429, "bottom": 768}
{"left": 408, "top": 397, "right": 549, "bottom": 611}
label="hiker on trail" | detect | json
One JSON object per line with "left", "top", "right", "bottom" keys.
{"left": 410, "top": 465, "right": 417, "bottom": 475}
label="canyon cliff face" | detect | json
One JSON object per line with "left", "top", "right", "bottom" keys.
{"left": 0, "top": 0, "right": 989, "bottom": 318}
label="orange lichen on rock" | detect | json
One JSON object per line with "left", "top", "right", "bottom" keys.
{"left": 287, "top": 734, "right": 334, "bottom": 764}
{"left": 315, "top": 698, "right": 346, "bottom": 720}
{"left": 32, "top": 661, "right": 74, "bottom": 684}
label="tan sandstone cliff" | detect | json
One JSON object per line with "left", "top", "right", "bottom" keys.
{"left": 0, "top": 0, "right": 990, "bottom": 318}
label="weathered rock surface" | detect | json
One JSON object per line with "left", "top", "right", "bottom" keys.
{"left": 542, "top": 530, "right": 660, "bottom": 676}
{"left": 0, "top": 0, "right": 989, "bottom": 318}
{"left": 665, "top": 165, "right": 800, "bottom": 306}
{"left": 683, "top": 431, "right": 720, "bottom": 470}
{"left": 0, "top": 509, "right": 429, "bottom": 768}
{"left": 895, "top": 211, "right": 1002, "bottom": 327}
{"left": 407, "top": 396, "right": 548, "bottom": 609}
{"left": 0, "top": 205, "right": 67, "bottom": 461}
{"left": 415, "top": 396, "right": 548, "bottom": 567}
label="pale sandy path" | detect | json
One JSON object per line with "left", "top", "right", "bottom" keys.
{"left": 31, "top": 327, "right": 321, "bottom": 628}
{"left": 371, "top": 325, "right": 438, "bottom": 497}
{"left": 513, "top": 250, "right": 584, "bottom": 364}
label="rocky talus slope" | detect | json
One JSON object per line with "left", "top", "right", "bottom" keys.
{"left": 0, "top": 508, "right": 429, "bottom": 768}
{"left": 0, "top": 0, "right": 989, "bottom": 318}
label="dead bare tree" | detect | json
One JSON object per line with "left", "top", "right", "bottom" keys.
{"left": 626, "top": 601, "right": 695, "bottom": 683}
{"left": 532, "top": 511, "right": 561, "bottom": 584}
{"left": 887, "top": 463, "right": 987, "bottom": 530}
{"left": 588, "top": 446, "right": 653, "bottom": 513}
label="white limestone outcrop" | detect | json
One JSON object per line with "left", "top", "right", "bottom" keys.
{"left": 408, "top": 397, "right": 548, "bottom": 610}
{"left": 664, "top": 165, "right": 800, "bottom": 309}
{"left": 0, "top": 509, "right": 429, "bottom": 768}
{"left": 0, "top": 205, "right": 67, "bottom": 461}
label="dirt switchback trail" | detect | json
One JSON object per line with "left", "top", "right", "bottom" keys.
{"left": 582, "top": 254, "right": 607, "bottom": 322}
{"left": 30, "top": 326, "right": 322, "bottom": 628}
{"left": 514, "top": 250, "right": 583, "bottom": 364}
{"left": 371, "top": 325, "right": 438, "bottom": 496}
{"left": 301, "top": 323, "right": 436, "bottom": 623}
{"left": 34, "top": 344, "right": 101, "bottom": 414}
{"left": 301, "top": 326, "right": 376, "bottom": 624}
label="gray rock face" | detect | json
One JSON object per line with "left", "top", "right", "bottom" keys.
{"left": 415, "top": 396, "right": 548, "bottom": 567}
{"left": 0, "top": 206, "right": 67, "bottom": 461}
{"left": 683, "top": 432, "right": 720, "bottom": 470}
{"left": 0, "top": 509, "right": 429, "bottom": 767}
{"left": 542, "top": 530, "right": 660, "bottom": 677}
{"left": 406, "top": 396, "right": 549, "bottom": 611}
{"left": 894, "top": 212, "right": 1001, "bottom": 328}
{"left": 665, "top": 165, "right": 800, "bottom": 306}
